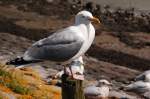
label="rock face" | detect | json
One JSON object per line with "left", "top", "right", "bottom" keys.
{"left": 86, "top": 0, "right": 150, "bottom": 11}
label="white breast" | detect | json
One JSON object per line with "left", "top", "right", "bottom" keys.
{"left": 85, "top": 23, "right": 95, "bottom": 50}
{"left": 71, "top": 23, "right": 95, "bottom": 61}
{"left": 98, "top": 86, "right": 110, "bottom": 97}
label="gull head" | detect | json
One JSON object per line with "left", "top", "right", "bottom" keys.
{"left": 97, "top": 79, "right": 111, "bottom": 86}
{"left": 75, "top": 10, "right": 100, "bottom": 25}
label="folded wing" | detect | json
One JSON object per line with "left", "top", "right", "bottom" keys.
{"left": 23, "top": 28, "right": 84, "bottom": 62}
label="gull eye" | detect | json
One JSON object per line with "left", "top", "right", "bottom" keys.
{"left": 81, "top": 16, "right": 85, "bottom": 18}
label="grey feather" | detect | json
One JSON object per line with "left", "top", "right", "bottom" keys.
{"left": 126, "top": 81, "right": 150, "bottom": 93}
{"left": 23, "top": 28, "right": 84, "bottom": 62}
{"left": 135, "top": 70, "right": 150, "bottom": 81}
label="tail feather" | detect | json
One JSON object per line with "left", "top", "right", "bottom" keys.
{"left": 6, "top": 57, "right": 36, "bottom": 66}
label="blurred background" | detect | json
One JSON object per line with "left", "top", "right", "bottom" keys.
{"left": 0, "top": 0, "right": 150, "bottom": 98}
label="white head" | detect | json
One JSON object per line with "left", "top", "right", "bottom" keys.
{"left": 98, "top": 79, "right": 111, "bottom": 86}
{"left": 75, "top": 10, "right": 100, "bottom": 25}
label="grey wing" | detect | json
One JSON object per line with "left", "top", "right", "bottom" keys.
{"left": 23, "top": 29, "right": 83, "bottom": 62}
{"left": 135, "top": 70, "right": 150, "bottom": 81}
{"left": 135, "top": 74, "right": 145, "bottom": 81}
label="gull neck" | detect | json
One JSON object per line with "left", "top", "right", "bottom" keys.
{"left": 75, "top": 22, "right": 92, "bottom": 35}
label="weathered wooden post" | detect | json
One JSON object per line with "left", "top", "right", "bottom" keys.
{"left": 61, "top": 74, "right": 85, "bottom": 99}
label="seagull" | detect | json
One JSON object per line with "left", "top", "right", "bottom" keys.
{"left": 84, "top": 79, "right": 111, "bottom": 98}
{"left": 6, "top": 10, "right": 100, "bottom": 79}
{"left": 125, "top": 71, "right": 150, "bottom": 93}
{"left": 125, "top": 81, "right": 150, "bottom": 93}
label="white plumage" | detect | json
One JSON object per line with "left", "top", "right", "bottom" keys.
{"left": 23, "top": 11, "right": 99, "bottom": 64}
{"left": 6, "top": 10, "right": 100, "bottom": 79}
{"left": 84, "top": 79, "right": 111, "bottom": 97}
{"left": 126, "top": 70, "right": 150, "bottom": 93}
{"left": 125, "top": 81, "right": 150, "bottom": 93}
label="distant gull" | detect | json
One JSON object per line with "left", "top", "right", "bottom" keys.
{"left": 6, "top": 10, "right": 100, "bottom": 79}
{"left": 125, "top": 71, "right": 150, "bottom": 93}
{"left": 84, "top": 79, "right": 111, "bottom": 98}
{"left": 125, "top": 81, "right": 150, "bottom": 93}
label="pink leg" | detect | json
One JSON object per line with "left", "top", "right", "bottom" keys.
{"left": 69, "top": 66, "right": 74, "bottom": 78}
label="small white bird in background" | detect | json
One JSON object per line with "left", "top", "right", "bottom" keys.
{"left": 6, "top": 10, "right": 100, "bottom": 80}
{"left": 125, "top": 70, "right": 150, "bottom": 93}
{"left": 125, "top": 81, "right": 150, "bottom": 93}
{"left": 84, "top": 79, "right": 111, "bottom": 98}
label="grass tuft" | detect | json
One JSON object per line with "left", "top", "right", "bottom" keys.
{"left": 6, "top": 80, "right": 31, "bottom": 95}
{"left": 0, "top": 64, "right": 61, "bottom": 99}
{"left": 0, "top": 65, "right": 32, "bottom": 95}
{"left": 0, "top": 69, "right": 11, "bottom": 77}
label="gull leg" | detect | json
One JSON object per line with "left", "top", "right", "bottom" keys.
{"left": 63, "top": 65, "right": 67, "bottom": 74}
{"left": 63, "top": 65, "right": 72, "bottom": 76}
{"left": 69, "top": 56, "right": 85, "bottom": 80}
{"left": 53, "top": 70, "right": 64, "bottom": 79}
{"left": 52, "top": 65, "right": 66, "bottom": 79}
{"left": 69, "top": 66, "right": 74, "bottom": 78}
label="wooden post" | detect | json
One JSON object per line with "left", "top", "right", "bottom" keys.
{"left": 61, "top": 74, "right": 85, "bottom": 99}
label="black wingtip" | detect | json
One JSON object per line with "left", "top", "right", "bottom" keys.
{"left": 6, "top": 57, "right": 32, "bottom": 66}
{"left": 6, "top": 57, "right": 42, "bottom": 66}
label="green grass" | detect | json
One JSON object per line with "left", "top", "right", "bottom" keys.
{"left": 0, "top": 64, "right": 61, "bottom": 99}
{"left": 0, "top": 69, "right": 11, "bottom": 78}
{"left": 6, "top": 80, "right": 31, "bottom": 95}
{"left": 0, "top": 68, "right": 32, "bottom": 95}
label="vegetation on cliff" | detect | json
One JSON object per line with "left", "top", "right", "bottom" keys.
{"left": 0, "top": 63, "right": 61, "bottom": 99}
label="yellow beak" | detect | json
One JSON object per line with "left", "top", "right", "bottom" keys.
{"left": 89, "top": 17, "right": 100, "bottom": 24}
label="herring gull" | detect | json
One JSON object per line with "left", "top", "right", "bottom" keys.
{"left": 6, "top": 10, "right": 100, "bottom": 79}
{"left": 125, "top": 81, "right": 150, "bottom": 93}
{"left": 125, "top": 71, "right": 150, "bottom": 93}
